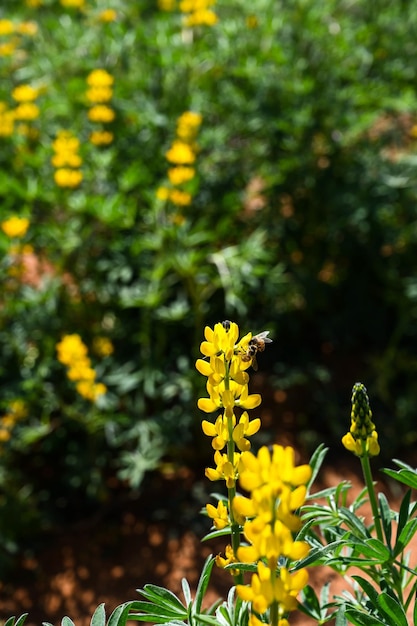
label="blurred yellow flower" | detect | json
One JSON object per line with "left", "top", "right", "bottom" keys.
{"left": 17, "top": 21, "right": 38, "bottom": 36}
{"left": 12, "top": 85, "right": 39, "bottom": 102}
{"left": 156, "top": 186, "right": 170, "bottom": 201}
{"left": 169, "top": 189, "right": 192, "bottom": 206}
{"left": 54, "top": 168, "right": 83, "bottom": 188}
{"left": 1, "top": 216, "right": 30, "bottom": 238}
{"left": 0, "top": 105, "right": 14, "bottom": 136}
{"left": 183, "top": 9, "right": 218, "bottom": 26}
{"left": 158, "top": 0, "right": 176, "bottom": 9}
{"left": 89, "top": 130, "right": 114, "bottom": 145}
{"left": 165, "top": 140, "right": 196, "bottom": 164}
{"left": 98, "top": 9, "right": 117, "bottom": 22}
{"left": 86, "top": 86, "right": 113, "bottom": 103}
{"left": 60, "top": 0, "right": 85, "bottom": 7}
{"left": 25, "top": 0, "right": 43, "bottom": 7}
{"left": 88, "top": 104, "right": 115, "bottom": 123}
{"left": 93, "top": 337, "right": 114, "bottom": 357}
{"left": 0, "top": 40, "right": 18, "bottom": 56}
{"left": 13, "top": 102, "right": 40, "bottom": 121}
{"left": 168, "top": 166, "right": 195, "bottom": 185}
{"left": 0, "top": 19, "right": 14, "bottom": 35}
{"left": 87, "top": 69, "right": 114, "bottom": 87}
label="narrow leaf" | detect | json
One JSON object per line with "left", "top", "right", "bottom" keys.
{"left": 14, "top": 616, "right": 28, "bottom": 626}
{"left": 90, "top": 604, "right": 106, "bottom": 626}
{"left": 62, "top": 617, "right": 76, "bottom": 626}
{"left": 382, "top": 468, "right": 417, "bottom": 490}
{"left": 377, "top": 592, "right": 407, "bottom": 626}
{"left": 378, "top": 493, "right": 392, "bottom": 548}
{"left": 351, "top": 576, "right": 379, "bottom": 605}
{"left": 393, "top": 517, "right": 417, "bottom": 559}
{"left": 307, "top": 444, "right": 328, "bottom": 490}
{"left": 138, "top": 585, "right": 186, "bottom": 613}
{"left": 130, "top": 601, "right": 187, "bottom": 619}
{"left": 181, "top": 578, "right": 192, "bottom": 608}
{"left": 395, "top": 489, "right": 411, "bottom": 544}
{"left": 344, "top": 609, "right": 386, "bottom": 626}
{"left": 339, "top": 507, "right": 370, "bottom": 538}
{"left": 108, "top": 603, "right": 135, "bottom": 626}
{"left": 195, "top": 555, "right": 215, "bottom": 613}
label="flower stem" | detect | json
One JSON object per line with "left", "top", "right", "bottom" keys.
{"left": 360, "top": 447, "right": 383, "bottom": 542}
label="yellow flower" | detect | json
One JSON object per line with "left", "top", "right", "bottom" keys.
{"left": 93, "top": 336, "right": 114, "bottom": 357}
{"left": 13, "top": 103, "right": 40, "bottom": 121}
{"left": 168, "top": 166, "right": 195, "bottom": 185}
{"left": 87, "top": 69, "right": 114, "bottom": 87}
{"left": 89, "top": 130, "right": 114, "bottom": 145}
{"left": 169, "top": 189, "right": 192, "bottom": 206}
{"left": 0, "top": 20, "right": 14, "bottom": 36}
{"left": 165, "top": 140, "right": 196, "bottom": 164}
{"left": 206, "top": 500, "right": 229, "bottom": 529}
{"left": 183, "top": 10, "right": 218, "bottom": 26}
{"left": 17, "top": 22, "right": 38, "bottom": 36}
{"left": 205, "top": 450, "right": 240, "bottom": 487}
{"left": 51, "top": 152, "right": 82, "bottom": 168}
{"left": 76, "top": 381, "right": 107, "bottom": 401}
{"left": 176, "top": 111, "right": 202, "bottom": 141}
{"left": 88, "top": 105, "right": 115, "bottom": 123}
{"left": 1, "top": 216, "right": 30, "bottom": 238}
{"left": 60, "top": 0, "right": 85, "bottom": 7}
{"left": 56, "top": 334, "right": 89, "bottom": 366}
{"left": 158, "top": 0, "right": 176, "bottom": 9}
{"left": 54, "top": 168, "right": 83, "bottom": 188}
{"left": 156, "top": 186, "right": 170, "bottom": 201}
{"left": 12, "top": 85, "right": 39, "bottom": 102}
{"left": 86, "top": 86, "right": 113, "bottom": 103}
{"left": 98, "top": 9, "right": 117, "bottom": 22}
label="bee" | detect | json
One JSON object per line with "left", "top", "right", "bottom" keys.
{"left": 241, "top": 331, "right": 272, "bottom": 371}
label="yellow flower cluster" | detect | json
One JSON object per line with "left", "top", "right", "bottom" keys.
{"left": 342, "top": 382, "right": 380, "bottom": 457}
{"left": 52, "top": 130, "right": 83, "bottom": 188}
{"left": 1, "top": 216, "right": 30, "bottom": 238}
{"left": 179, "top": 0, "right": 218, "bottom": 27}
{"left": 0, "top": 18, "right": 37, "bottom": 58}
{"left": 0, "top": 399, "right": 28, "bottom": 443}
{"left": 60, "top": 0, "right": 85, "bottom": 8}
{"left": 11, "top": 84, "right": 40, "bottom": 124}
{"left": 234, "top": 446, "right": 311, "bottom": 626}
{"left": 98, "top": 9, "right": 118, "bottom": 23}
{"left": 56, "top": 334, "right": 107, "bottom": 402}
{"left": 157, "top": 111, "right": 202, "bottom": 208}
{"left": 86, "top": 69, "right": 115, "bottom": 145}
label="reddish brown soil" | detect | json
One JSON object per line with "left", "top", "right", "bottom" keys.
{"left": 0, "top": 453, "right": 405, "bottom": 626}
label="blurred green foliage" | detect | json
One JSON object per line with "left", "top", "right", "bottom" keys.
{"left": 1, "top": 0, "right": 417, "bottom": 554}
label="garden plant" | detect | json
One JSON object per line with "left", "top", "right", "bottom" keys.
{"left": 5, "top": 320, "right": 417, "bottom": 625}
{"left": 3, "top": 0, "right": 417, "bottom": 623}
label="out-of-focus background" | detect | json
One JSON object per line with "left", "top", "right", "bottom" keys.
{"left": 1, "top": 0, "right": 417, "bottom": 622}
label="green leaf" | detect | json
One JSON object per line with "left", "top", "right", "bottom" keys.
{"left": 351, "top": 576, "right": 379, "bottom": 606}
{"left": 13, "top": 617, "right": 28, "bottom": 626}
{"left": 201, "top": 528, "right": 235, "bottom": 542}
{"left": 335, "top": 611, "right": 348, "bottom": 626}
{"left": 90, "top": 603, "right": 106, "bottom": 626}
{"left": 377, "top": 592, "right": 408, "bottom": 626}
{"left": 62, "top": 617, "right": 76, "bottom": 626}
{"left": 395, "top": 489, "right": 411, "bottom": 543}
{"left": 338, "top": 507, "right": 370, "bottom": 538}
{"left": 378, "top": 493, "right": 392, "bottom": 548}
{"left": 393, "top": 517, "right": 417, "bottom": 558}
{"left": 382, "top": 467, "right": 417, "bottom": 490}
{"left": 131, "top": 601, "right": 186, "bottom": 621}
{"left": 298, "top": 585, "right": 322, "bottom": 620}
{"left": 181, "top": 578, "right": 192, "bottom": 609}
{"left": 138, "top": 585, "right": 186, "bottom": 614}
{"left": 307, "top": 443, "right": 328, "bottom": 491}
{"left": 194, "top": 555, "right": 215, "bottom": 614}
{"left": 355, "top": 538, "right": 391, "bottom": 562}
{"left": 344, "top": 609, "right": 387, "bottom": 626}
{"left": 108, "top": 603, "right": 135, "bottom": 626}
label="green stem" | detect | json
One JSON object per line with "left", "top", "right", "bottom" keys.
{"left": 360, "top": 448, "right": 383, "bottom": 542}
{"left": 269, "top": 600, "right": 279, "bottom": 626}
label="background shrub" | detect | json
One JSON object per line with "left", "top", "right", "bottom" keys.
{"left": 1, "top": 0, "right": 417, "bottom": 554}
